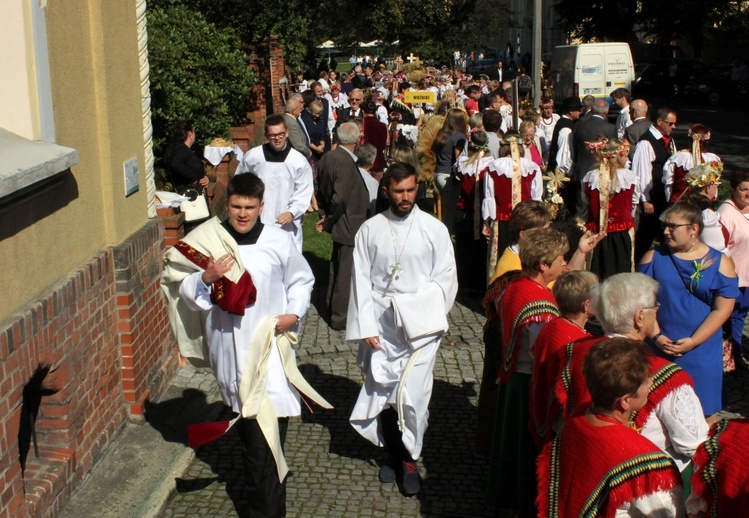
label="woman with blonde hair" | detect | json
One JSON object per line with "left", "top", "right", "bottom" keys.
{"left": 483, "top": 131, "right": 543, "bottom": 271}
{"left": 430, "top": 108, "right": 469, "bottom": 235}
{"left": 582, "top": 137, "right": 638, "bottom": 280}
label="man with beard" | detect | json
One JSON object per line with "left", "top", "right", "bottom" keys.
{"left": 347, "top": 162, "right": 458, "bottom": 495}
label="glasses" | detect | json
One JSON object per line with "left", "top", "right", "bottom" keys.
{"left": 350, "top": 98, "right": 363, "bottom": 102}
{"left": 662, "top": 222, "right": 691, "bottom": 231}
{"left": 662, "top": 120, "right": 677, "bottom": 127}
{"left": 643, "top": 301, "right": 661, "bottom": 312}
{"left": 267, "top": 132, "right": 287, "bottom": 140}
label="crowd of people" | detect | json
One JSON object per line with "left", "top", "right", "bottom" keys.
{"left": 161, "top": 56, "right": 749, "bottom": 516}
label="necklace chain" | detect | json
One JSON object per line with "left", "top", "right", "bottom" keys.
{"left": 387, "top": 210, "right": 416, "bottom": 282}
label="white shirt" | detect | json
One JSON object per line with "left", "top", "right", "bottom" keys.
{"left": 632, "top": 126, "right": 667, "bottom": 202}
{"left": 616, "top": 105, "right": 632, "bottom": 139}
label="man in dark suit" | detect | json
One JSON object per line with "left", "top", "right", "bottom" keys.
{"left": 489, "top": 60, "right": 514, "bottom": 82}
{"left": 578, "top": 95, "right": 596, "bottom": 122}
{"left": 625, "top": 99, "right": 651, "bottom": 161}
{"left": 317, "top": 121, "right": 370, "bottom": 330}
{"left": 572, "top": 99, "right": 617, "bottom": 218}
{"left": 336, "top": 88, "right": 364, "bottom": 125}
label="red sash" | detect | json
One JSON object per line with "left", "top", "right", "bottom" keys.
{"left": 538, "top": 406, "right": 681, "bottom": 518}
{"left": 174, "top": 241, "right": 257, "bottom": 315}
{"left": 630, "top": 356, "right": 693, "bottom": 429}
{"left": 529, "top": 317, "right": 590, "bottom": 447}
{"left": 497, "top": 276, "right": 558, "bottom": 382}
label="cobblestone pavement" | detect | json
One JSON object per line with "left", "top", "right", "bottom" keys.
{"left": 161, "top": 289, "right": 499, "bottom": 518}
{"left": 160, "top": 288, "right": 749, "bottom": 518}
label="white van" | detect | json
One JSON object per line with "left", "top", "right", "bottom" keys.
{"left": 550, "top": 43, "right": 635, "bottom": 109}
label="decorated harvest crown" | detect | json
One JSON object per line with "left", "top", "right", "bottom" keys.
{"left": 685, "top": 161, "right": 724, "bottom": 188}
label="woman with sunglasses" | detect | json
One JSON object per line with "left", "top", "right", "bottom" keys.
{"left": 637, "top": 202, "right": 738, "bottom": 416}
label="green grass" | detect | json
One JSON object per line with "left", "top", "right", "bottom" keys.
{"left": 301, "top": 213, "right": 332, "bottom": 306}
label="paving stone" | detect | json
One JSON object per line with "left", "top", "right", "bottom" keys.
{"left": 161, "top": 293, "right": 749, "bottom": 517}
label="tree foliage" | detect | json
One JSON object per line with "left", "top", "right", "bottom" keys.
{"left": 555, "top": 0, "right": 742, "bottom": 57}
{"left": 313, "top": 0, "right": 508, "bottom": 64}
{"left": 147, "top": 3, "right": 255, "bottom": 156}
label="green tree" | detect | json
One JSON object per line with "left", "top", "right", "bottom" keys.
{"left": 147, "top": 3, "right": 255, "bottom": 156}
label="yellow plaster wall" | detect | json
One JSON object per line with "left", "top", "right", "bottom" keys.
{"left": 1, "top": 0, "right": 151, "bottom": 322}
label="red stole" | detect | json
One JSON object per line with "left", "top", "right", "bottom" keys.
{"left": 497, "top": 276, "right": 559, "bottom": 382}
{"left": 537, "top": 406, "right": 681, "bottom": 518}
{"left": 691, "top": 418, "right": 749, "bottom": 516}
{"left": 174, "top": 241, "right": 257, "bottom": 315}
{"left": 529, "top": 317, "right": 590, "bottom": 447}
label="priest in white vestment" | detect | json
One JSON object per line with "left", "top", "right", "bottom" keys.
{"left": 236, "top": 113, "right": 313, "bottom": 252}
{"left": 161, "top": 173, "right": 328, "bottom": 518}
{"left": 347, "top": 163, "right": 458, "bottom": 495}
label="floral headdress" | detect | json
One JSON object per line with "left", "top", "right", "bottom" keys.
{"left": 685, "top": 161, "right": 724, "bottom": 188}
{"left": 585, "top": 139, "right": 607, "bottom": 151}
{"left": 601, "top": 141, "right": 630, "bottom": 159}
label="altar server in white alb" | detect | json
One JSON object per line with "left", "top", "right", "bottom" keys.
{"left": 347, "top": 162, "right": 458, "bottom": 496}
{"left": 236, "top": 113, "right": 313, "bottom": 252}
{"left": 161, "top": 173, "right": 330, "bottom": 518}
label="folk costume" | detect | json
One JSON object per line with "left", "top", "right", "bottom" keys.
{"left": 662, "top": 130, "right": 719, "bottom": 203}
{"left": 537, "top": 406, "right": 685, "bottom": 518}
{"left": 557, "top": 337, "right": 709, "bottom": 472}
{"left": 236, "top": 143, "right": 313, "bottom": 252}
{"left": 347, "top": 206, "right": 458, "bottom": 464}
{"left": 455, "top": 153, "right": 493, "bottom": 292}
{"left": 688, "top": 418, "right": 749, "bottom": 516}
{"left": 486, "top": 275, "right": 559, "bottom": 516}
{"left": 632, "top": 125, "right": 677, "bottom": 262}
{"left": 161, "top": 218, "right": 330, "bottom": 517}
{"left": 582, "top": 165, "right": 639, "bottom": 280}
{"left": 482, "top": 149, "right": 543, "bottom": 276}
{"left": 529, "top": 316, "right": 590, "bottom": 448}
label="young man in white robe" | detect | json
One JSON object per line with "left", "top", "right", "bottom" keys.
{"left": 236, "top": 113, "right": 313, "bottom": 252}
{"left": 347, "top": 163, "right": 458, "bottom": 495}
{"left": 161, "top": 173, "right": 330, "bottom": 518}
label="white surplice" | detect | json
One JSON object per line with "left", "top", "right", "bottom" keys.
{"left": 347, "top": 206, "right": 458, "bottom": 459}
{"left": 177, "top": 225, "right": 314, "bottom": 415}
{"left": 236, "top": 146, "right": 313, "bottom": 252}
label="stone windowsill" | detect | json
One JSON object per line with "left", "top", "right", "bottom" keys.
{"left": 0, "top": 128, "right": 79, "bottom": 200}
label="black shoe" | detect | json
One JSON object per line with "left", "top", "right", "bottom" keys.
{"left": 402, "top": 460, "right": 421, "bottom": 495}
{"left": 378, "top": 464, "right": 396, "bottom": 483}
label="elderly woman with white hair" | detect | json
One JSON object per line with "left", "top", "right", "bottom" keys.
{"left": 556, "top": 272, "right": 709, "bottom": 476}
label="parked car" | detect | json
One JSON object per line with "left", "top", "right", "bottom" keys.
{"left": 633, "top": 59, "right": 707, "bottom": 97}
{"left": 684, "top": 65, "right": 738, "bottom": 105}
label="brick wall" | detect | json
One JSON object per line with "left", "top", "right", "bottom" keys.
{"left": 0, "top": 219, "right": 178, "bottom": 517}
{"left": 113, "top": 219, "right": 178, "bottom": 420}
